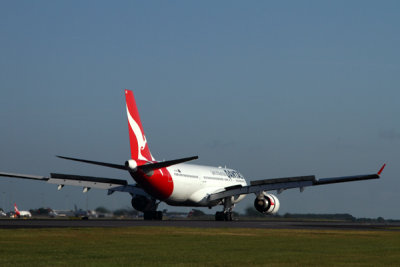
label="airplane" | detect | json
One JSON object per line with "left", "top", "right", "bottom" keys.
{"left": 13, "top": 203, "right": 32, "bottom": 218}
{"left": 0, "top": 90, "right": 385, "bottom": 221}
{"left": 0, "top": 209, "right": 6, "bottom": 217}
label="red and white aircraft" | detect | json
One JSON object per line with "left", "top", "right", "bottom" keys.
{"left": 0, "top": 90, "right": 385, "bottom": 220}
{"left": 13, "top": 203, "right": 32, "bottom": 218}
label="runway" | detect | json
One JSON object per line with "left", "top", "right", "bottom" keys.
{"left": 0, "top": 219, "right": 399, "bottom": 231}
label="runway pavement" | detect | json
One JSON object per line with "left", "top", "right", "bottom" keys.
{"left": 0, "top": 219, "right": 399, "bottom": 231}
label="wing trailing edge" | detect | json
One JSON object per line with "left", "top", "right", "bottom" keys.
{"left": 0, "top": 172, "right": 48, "bottom": 181}
{"left": 0, "top": 171, "right": 148, "bottom": 196}
{"left": 208, "top": 164, "right": 385, "bottom": 201}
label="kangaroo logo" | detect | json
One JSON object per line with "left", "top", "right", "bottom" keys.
{"left": 126, "top": 105, "right": 153, "bottom": 162}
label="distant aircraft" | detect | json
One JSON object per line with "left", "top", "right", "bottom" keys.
{"left": 49, "top": 209, "right": 74, "bottom": 218}
{"left": 0, "top": 210, "right": 6, "bottom": 217}
{"left": 73, "top": 204, "right": 96, "bottom": 219}
{"left": 0, "top": 90, "right": 385, "bottom": 221}
{"left": 13, "top": 203, "right": 32, "bottom": 218}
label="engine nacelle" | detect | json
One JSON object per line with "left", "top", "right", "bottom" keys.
{"left": 254, "top": 192, "right": 280, "bottom": 215}
{"left": 125, "top": 159, "right": 137, "bottom": 171}
{"left": 131, "top": 195, "right": 152, "bottom": 212}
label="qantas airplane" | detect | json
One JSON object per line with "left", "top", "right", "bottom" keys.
{"left": 0, "top": 90, "right": 385, "bottom": 221}
{"left": 13, "top": 203, "right": 32, "bottom": 218}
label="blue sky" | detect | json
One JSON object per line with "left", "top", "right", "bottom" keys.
{"left": 0, "top": 1, "right": 399, "bottom": 218}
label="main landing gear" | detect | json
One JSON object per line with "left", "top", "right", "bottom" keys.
{"left": 142, "top": 198, "right": 163, "bottom": 220}
{"left": 215, "top": 197, "right": 234, "bottom": 221}
{"left": 131, "top": 195, "right": 163, "bottom": 220}
{"left": 215, "top": 211, "right": 233, "bottom": 221}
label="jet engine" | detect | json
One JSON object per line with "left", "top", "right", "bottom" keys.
{"left": 131, "top": 195, "right": 153, "bottom": 212}
{"left": 254, "top": 192, "right": 280, "bottom": 215}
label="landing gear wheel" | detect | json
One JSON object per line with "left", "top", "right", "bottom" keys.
{"left": 215, "top": 196, "right": 235, "bottom": 221}
{"left": 215, "top": 211, "right": 233, "bottom": 221}
{"left": 224, "top": 212, "right": 233, "bottom": 221}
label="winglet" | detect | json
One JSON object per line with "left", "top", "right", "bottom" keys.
{"left": 377, "top": 163, "right": 386, "bottom": 176}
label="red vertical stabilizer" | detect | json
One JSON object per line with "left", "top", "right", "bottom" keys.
{"left": 125, "top": 90, "right": 154, "bottom": 163}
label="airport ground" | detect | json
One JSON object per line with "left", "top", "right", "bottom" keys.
{"left": 0, "top": 218, "right": 399, "bottom": 266}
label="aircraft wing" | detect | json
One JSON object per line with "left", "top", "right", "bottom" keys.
{"left": 0, "top": 171, "right": 147, "bottom": 196}
{"left": 207, "top": 164, "right": 385, "bottom": 201}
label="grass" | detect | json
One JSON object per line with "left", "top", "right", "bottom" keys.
{"left": 0, "top": 227, "right": 399, "bottom": 266}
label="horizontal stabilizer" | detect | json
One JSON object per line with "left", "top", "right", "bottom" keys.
{"left": 57, "top": 155, "right": 198, "bottom": 173}
{"left": 56, "top": 155, "right": 127, "bottom": 170}
{"left": 138, "top": 156, "right": 198, "bottom": 173}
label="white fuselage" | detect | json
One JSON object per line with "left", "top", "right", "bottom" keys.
{"left": 164, "top": 163, "right": 247, "bottom": 207}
